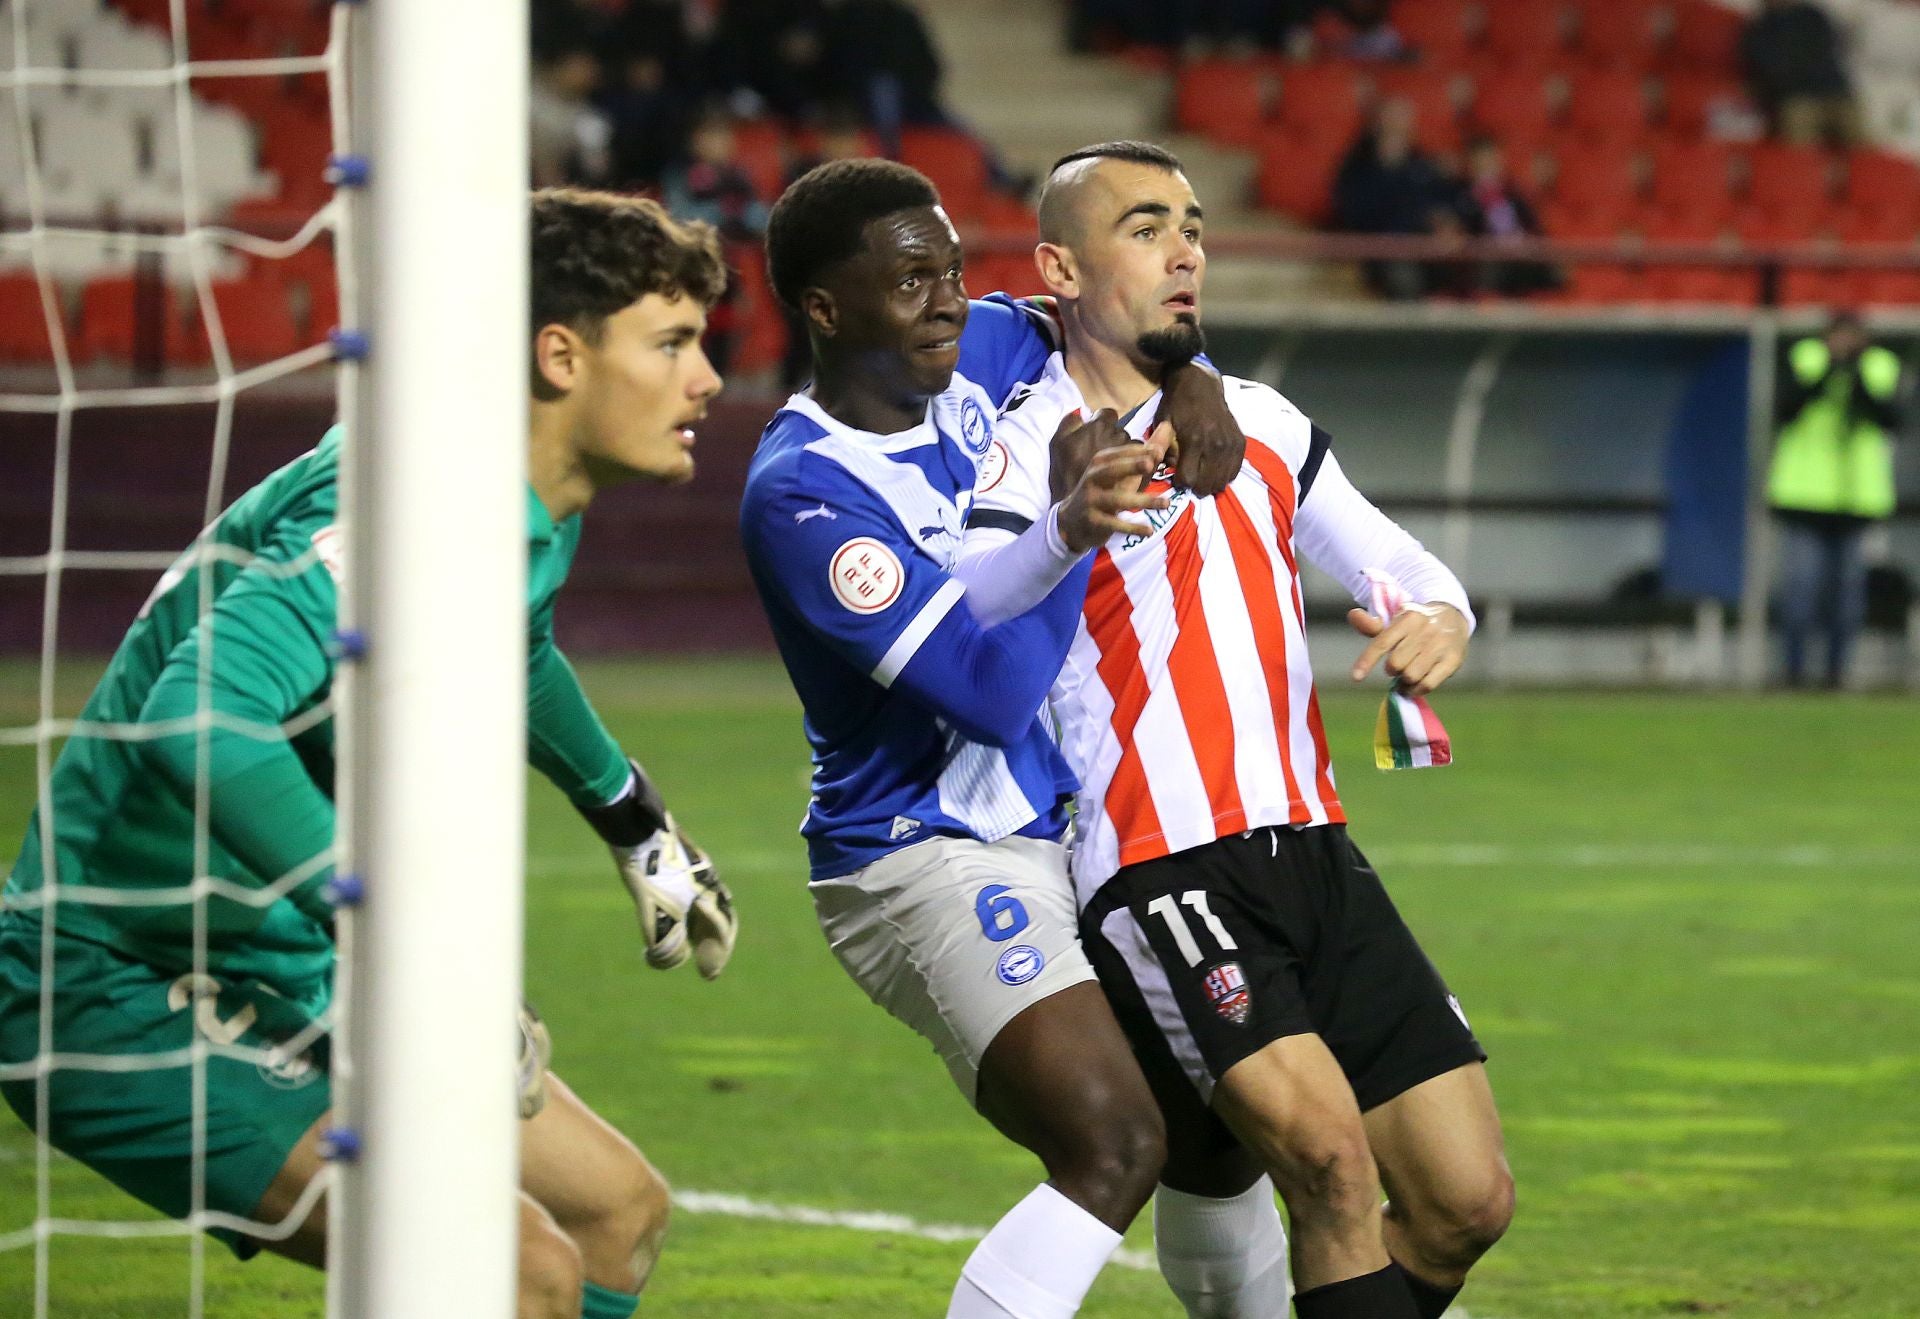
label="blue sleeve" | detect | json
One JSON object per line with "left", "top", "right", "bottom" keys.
{"left": 958, "top": 294, "right": 1059, "bottom": 406}
{"left": 743, "top": 460, "right": 1090, "bottom": 747}
{"left": 894, "top": 554, "right": 1092, "bottom": 747}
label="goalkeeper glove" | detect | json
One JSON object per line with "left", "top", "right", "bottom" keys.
{"left": 517, "top": 1000, "right": 552, "bottom": 1120}
{"left": 578, "top": 759, "right": 738, "bottom": 979}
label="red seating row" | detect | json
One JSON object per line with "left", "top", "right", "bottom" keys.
{"left": 0, "top": 266, "right": 335, "bottom": 366}
{"left": 1388, "top": 0, "right": 1742, "bottom": 73}
{"left": 1177, "top": 58, "right": 1755, "bottom": 155}
{"left": 1552, "top": 263, "right": 1920, "bottom": 309}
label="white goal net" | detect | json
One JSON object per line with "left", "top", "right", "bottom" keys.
{"left": 1, "top": 1, "right": 529, "bottom": 1314}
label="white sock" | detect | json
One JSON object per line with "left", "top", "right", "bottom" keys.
{"left": 947, "top": 1183, "right": 1124, "bottom": 1319}
{"left": 1153, "top": 1177, "right": 1293, "bottom": 1318}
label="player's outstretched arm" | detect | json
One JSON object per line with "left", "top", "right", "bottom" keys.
{"left": 1294, "top": 447, "right": 1475, "bottom": 697}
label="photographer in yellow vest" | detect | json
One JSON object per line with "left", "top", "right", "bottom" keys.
{"left": 1767, "top": 312, "right": 1903, "bottom": 688}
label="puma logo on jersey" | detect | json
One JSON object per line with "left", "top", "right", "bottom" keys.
{"left": 918, "top": 525, "right": 954, "bottom": 542}
{"left": 794, "top": 504, "right": 837, "bottom": 524}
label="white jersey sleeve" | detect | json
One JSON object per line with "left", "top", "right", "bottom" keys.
{"left": 1294, "top": 449, "right": 1476, "bottom": 631}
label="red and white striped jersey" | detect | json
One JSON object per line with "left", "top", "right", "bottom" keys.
{"left": 964, "top": 352, "right": 1469, "bottom": 905}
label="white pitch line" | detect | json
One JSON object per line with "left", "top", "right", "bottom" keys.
{"left": 673, "top": 1189, "right": 1494, "bottom": 1316}
{"left": 1365, "top": 842, "right": 1910, "bottom": 869}
{"left": 673, "top": 1189, "right": 1156, "bottom": 1270}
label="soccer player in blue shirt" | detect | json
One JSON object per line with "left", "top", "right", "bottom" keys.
{"left": 741, "top": 159, "right": 1241, "bottom": 1319}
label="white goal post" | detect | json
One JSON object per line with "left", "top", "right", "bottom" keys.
{"left": 326, "top": 1, "right": 529, "bottom": 1316}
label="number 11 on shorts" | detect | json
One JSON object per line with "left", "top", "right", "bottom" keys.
{"left": 1147, "top": 891, "right": 1238, "bottom": 967}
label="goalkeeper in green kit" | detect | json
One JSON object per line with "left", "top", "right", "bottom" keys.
{"left": 0, "top": 189, "right": 737, "bottom": 1319}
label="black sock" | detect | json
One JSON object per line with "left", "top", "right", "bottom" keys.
{"left": 1394, "top": 1263, "right": 1463, "bottom": 1319}
{"left": 1294, "top": 1264, "right": 1421, "bottom": 1319}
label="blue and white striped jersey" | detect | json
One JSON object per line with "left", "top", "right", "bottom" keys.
{"left": 739, "top": 297, "right": 1082, "bottom": 881}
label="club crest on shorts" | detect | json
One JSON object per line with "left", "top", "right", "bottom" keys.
{"left": 1203, "top": 961, "right": 1251, "bottom": 1025}
{"left": 997, "top": 944, "right": 1045, "bottom": 985}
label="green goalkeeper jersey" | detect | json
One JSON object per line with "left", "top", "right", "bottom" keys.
{"left": 2, "top": 426, "right": 630, "bottom": 994}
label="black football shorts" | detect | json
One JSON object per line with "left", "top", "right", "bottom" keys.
{"left": 1079, "top": 824, "right": 1485, "bottom": 1128}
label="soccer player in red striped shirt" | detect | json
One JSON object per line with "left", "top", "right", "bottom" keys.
{"left": 957, "top": 142, "right": 1512, "bottom": 1319}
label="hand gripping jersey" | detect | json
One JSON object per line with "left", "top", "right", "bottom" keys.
{"left": 738, "top": 298, "right": 1086, "bottom": 883}
{"left": 965, "top": 353, "right": 1474, "bottom": 905}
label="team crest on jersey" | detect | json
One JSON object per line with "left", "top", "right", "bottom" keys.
{"left": 978, "top": 439, "right": 1010, "bottom": 492}
{"left": 829, "top": 537, "right": 904, "bottom": 614}
{"left": 957, "top": 396, "right": 991, "bottom": 457}
{"left": 998, "top": 944, "right": 1045, "bottom": 985}
{"left": 889, "top": 814, "right": 922, "bottom": 841}
{"left": 1203, "top": 961, "right": 1251, "bottom": 1025}
{"left": 257, "top": 1046, "right": 321, "bottom": 1090}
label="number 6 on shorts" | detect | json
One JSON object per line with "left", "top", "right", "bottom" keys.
{"left": 975, "top": 884, "right": 1030, "bottom": 942}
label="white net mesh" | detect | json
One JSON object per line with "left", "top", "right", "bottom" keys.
{"left": 1, "top": 0, "right": 356, "bottom": 1311}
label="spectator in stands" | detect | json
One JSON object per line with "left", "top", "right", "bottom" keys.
{"left": 820, "top": 0, "right": 946, "bottom": 154}
{"left": 602, "top": 54, "right": 692, "bottom": 190}
{"left": 530, "top": 48, "right": 614, "bottom": 188}
{"left": 1767, "top": 313, "right": 1903, "bottom": 689}
{"left": 1333, "top": 96, "right": 1458, "bottom": 300}
{"left": 712, "top": 0, "right": 834, "bottom": 122}
{"left": 664, "top": 109, "right": 771, "bottom": 375}
{"left": 1739, "top": 0, "right": 1863, "bottom": 146}
{"left": 1453, "top": 134, "right": 1561, "bottom": 298}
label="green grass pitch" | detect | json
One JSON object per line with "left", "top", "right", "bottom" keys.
{"left": 2, "top": 657, "right": 1917, "bottom": 1316}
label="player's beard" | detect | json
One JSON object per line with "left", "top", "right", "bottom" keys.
{"left": 1137, "top": 315, "right": 1205, "bottom": 367}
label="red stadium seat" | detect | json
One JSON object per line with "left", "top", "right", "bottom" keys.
{"left": 0, "top": 276, "right": 59, "bottom": 363}
{"left": 1467, "top": 71, "right": 1557, "bottom": 142}
{"left": 1667, "top": 0, "right": 1743, "bottom": 72}
{"left": 1779, "top": 262, "right": 1853, "bottom": 309}
{"left": 74, "top": 276, "right": 143, "bottom": 363}
{"left": 975, "top": 191, "right": 1038, "bottom": 241}
{"left": 899, "top": 127, "right": 989, "bottom": 222}
{"left": 1481, "top": 0, "right": 1573, "bottom": 65}
{"left": 1176, "top": 60, "right": 1271, "bottom": 147}
{"left": 254, "top": 101, "right": 331, "bottom": 207}
{"left": 1843, "top": 151, "right": 1920, "bottom": 217}
{"left": 1539, "top": 196, "right": 1638, "bottom": 241}
{"left": 1255, "top": 132, "right": 1346, "bottom": 225}
{"left": 172, "top": 278, "right": 303, "bottom": 364}
{"left": 1559, "top": 261, "right": 1642, "bottom": 303}
{"left": 967, "top": 251, "right": 1045, "bottom": 300}
{"left": 1550, "top": 139, "right": 1647, "bottom": 211}
{"left": 1649, "top": 138, "right": 1738, "bottom": 214}
{"left": 1746, "top": 143, "right": 1836, "bottom": 218}
{"left": 1643, "top": 208, "right": 1756, "bottom": 304}
{"left": 1853, "top": 269, "right": 1920, "bottom": 307}
{"left": 1658, "top": 73, "right": 1749, "bottom": 136}
{"left": 1393, "top": 0, "right": 1479, "bottom": 60}
{"left": 727, "top": 242, "right": 788, "bottom": 375}
{"left": 1565, "top": 71, "right": 1651, "bottom": 146}
{"left": 1276, "top": 62, "right": 1367, "bottom": 148}
{"left": 1373, "top": 66, "right": 1463, "bottom": 154}
{"left": 729, "top": 119, "right": 789, "bottom": 203}
{"left": 1572, "top": 0, "right": 1669, "bottom": 71}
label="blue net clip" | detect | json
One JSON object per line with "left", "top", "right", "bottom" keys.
{"left": 318, "top": 1127, "right": 362, "bottom": 1163}
{"left": 324, "top": 153, "right": 370, "bottom": 188}
{"left": 323, "top": 873, "right": 365, "bottom": 908}
{"left": 328, "top": 329, "right": 370, "bottom": 362}
{"left": 327, "top": 628, "right": 367, "bottom": 661}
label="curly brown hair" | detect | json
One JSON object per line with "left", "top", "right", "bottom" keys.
{"left": 530, "top": 188, "right": 727, "bottom": 343}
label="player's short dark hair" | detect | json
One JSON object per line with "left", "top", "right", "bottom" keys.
{"left": 766, "top": 158, "right": 940, "bottom": 310}
{"left": 1048, "top": 140, "right": 1184, "bottom": 177}
{"left": 530, "top": 187, "right": 727, "bottom": 343}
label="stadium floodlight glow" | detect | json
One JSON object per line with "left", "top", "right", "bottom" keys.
{"left": 325, "top": 0, "right": 529, "bottom": 1316}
